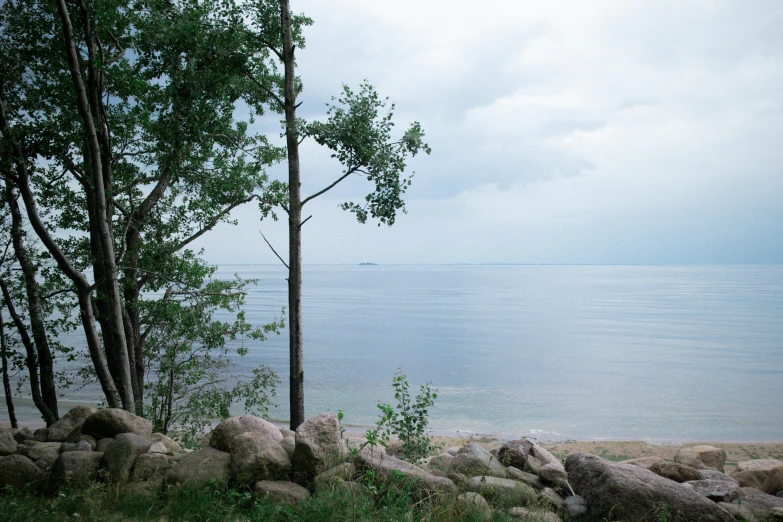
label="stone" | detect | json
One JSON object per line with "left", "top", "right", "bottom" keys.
{"left": 449, "top": 443, "right": 507, "bottom": 478}
{"left": 448, "top": 471, "right": 469, "bottom": 489}
{"left": 0, "top": 430, "right": 18, "bottom": 456}
{"left": 457, "top": 492, "right": 492, "bottom": 520}
{"left": 465, "top": 475, "right": 536, "bottom": 508}
{"left": 292, "top": 413, "right": 347, "bottom": 479}
{"left": 103, "top": 433, "right": 152, "bottom": 481}
{"left": 149, "top": 433, "right": 182, "bottom": 454}
{"left": 675, "top": 445, "right": 727, "bottom": 472}
{"left": 508, "top": 507, "right": 560, "bottom": 521}
{"left": 763, "top": 466, "right": 783, "bottom": 496}
{"left": 649, "top": 461, "right": 702, "bottom": 483}
{"left": 46, "top": 406, "right": 96, "bottom": 442}
{"left": 538, "top": 486, "right": 564, "bottom": 510}
{"left": 445, "top": 446, "right": 460, "bottom": 457}
{"left": 565, "top": 453, "right": 733, "bottom": 522}
{"left": 428, "top": 453, "right": 453, "bottom": 474}
{"left": 167, "top": 447, "right": 230, "bottom": 487}
{"left": 60, "top": 440, "right": 92, "bottom": 453}
{"left": 496, "top": 439, "right": 534, "bottom": 470}
{"left": 314, "top": 462, "right": 356, "bottom": 488}
{"left": 26, "top": 442, "right": 62, "bottom": 465}
{"left": 96, "top": 438, "right": 113, "bottom": 452}
{"left": 508, "top": 507, "right": 530, "bottom": 518}
{"left": 685, "top": 479, "right": 744, "bottom": 503}
{"left": 772, "top": 506, "right": 783, "bottom": 520}
{"left": 13, "top": 428, "right": 34, "bottom": 443}
{"left": 280, "top": 428, "right": 295, "bottom": 439}
{"left": 132, "top": 453, "right": 171, "bottom": 482}
{"left": 0, "top": 454, "right": 44, "bottom": 490}
{"left": 524, "top": 443, "right": 568, "bottom": 487}
{"left": 564, "top": 494, "right": 588, "bottom": 517}
{"left": 733, "top": 487, "right": 783, "bottom": 520}
{"left": 622, "top": 456, "right": 666, "bottom": 470}
{"left": 699, "top": 469, "right": 739, "bottom": 483}
{"left": 33, "top": 428, "right": 47, "bottom": 441}
{"left": 736, "top": 459, "right": 783, "bottom": 474}
{"left": 506, "top": 466, "right": 545, "bottom": 490}
{"left": 209, "top": 415, "right": 283, "bottom": 452}
{"left": 51, "top": 451, "right": 103, "bottom": 487}
{"left": 280, "top": 436, "right": 295, "bottom": 459}
{"left": 717, "top": 501, "right": 758, "bottom": 522}
{"left": 148, "top": 442, "right": 169, "bottom": 454}
{"left": 355, "top": 445, "right": 457, "bottom": 496}
{"left": 82, "top": 409, "right": 152, "bottom": 439}
{"left": 255, "top": 480, "right": 311, "bottom": 506}
{"left": 537, "top": 461, "right": 569, "bottom": 489}
{"left": 230, "top": 431, "right": 290, "bottom": 486}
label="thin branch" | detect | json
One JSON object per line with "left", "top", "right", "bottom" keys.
{"left": 41, "top": 288, "right": 74, "bottom": 300}
{"left": 259, "top": 38, "right": 283, "bottom": 61}
{"left": 301, "top": 167, "right": 359, "bottom": 206}
{"left": 171, "top": 195, "right": 257, "bottom": 253}
{"left": 299, "top": 215, "right": 312, "bottom": 227}
{"left": 259, "top": 231, "right": 288, "bottom": 269}
{"left": 242, "top": 70, "right": 284, "bottom": 110}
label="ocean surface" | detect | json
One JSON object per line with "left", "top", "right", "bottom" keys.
{"left": 4, "top": 265, "right": 783, "bottom": 442}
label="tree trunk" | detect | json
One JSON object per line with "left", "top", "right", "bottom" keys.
{"left": 280, "top": 0, "right": 304, "bottom": 430}
{"left": 0, "top": 307, "right": 18, "bottom": 429}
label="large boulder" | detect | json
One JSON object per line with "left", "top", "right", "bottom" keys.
{"left": 280, "top": 436, "right": 295, "bottom": 459}
{"left": 230, "top": 431, "right": 291, "bottom": 486}
{"left": 81, "top": 409, "right": 152, "bottom": 439}
{"left": 649, "top": 461, "right": 702, "bottom": 483}
{"left": 292, "top": 413, "right": 347, "bottom": 479}
{"left": 0, "top": 454, "right": 44, "bottom": 490}
{"left": 131, "top": 453, "right": 171, "bottom": 482}
{"left": 465, "top": 475, "right": 536, "bottom": 508}
{"left": 565, "top": 453, "right": 733, "bottom": 522}
{"left": 103, "top": 433, "right": 152, "bottom": 481}
{"left": 428, "top": 453, "right": 453, "bottom": 474}
{"left": 496, "top": 439, "right": 534, "bottom": 470}
{"left": 732, "top": 487, "right": 783, "bottom": 520}
{"left": 456, "top": 492, "right": 492, "bottom": 520}
{"left": 763, "top": 466, "right": 783, "bottom": 496}
{"left": 209, "top": 416, "right": 282, "bottom": 452}
{"left": 166, "top": 447, "right": 230, "bottom": 487}
{"left": 25, "top": 442, "right": 62, "bottom": 466}
{"left": 449, "top": 443, "right": 506, "bottom": 478}
{"left": 622, "top": 456, "right": 666, "bottom": 470}
{"left": 51, "top": 451, "right": 103, "bottom": 487}
{"left": 506, "top": 466, "right": 545, "bottom": 490}
{"left": 524, "top": 443, "right": 569, "bottom": 488}
{"left": 674, "top": 445, "right": 727, "bottom": 472}
{"left": 46, "top": 406, "right": 96, "bottom": 442}
{"left": 355, "top": 445, "right": 457, "bottom": 496}
{"left": 314, "top": 462, "right": 356, "bottom": 488}
{"left": 684, "top": 479, "right": 744, "bottom": 503}
{"left": 254, "top": 480, "right": 311, "bottom": 506}
{"left": 149, "top": 433, "right": 182, "bottom": 454}
{"left": 0, "top": 430, "right": 18, "bottom": 456}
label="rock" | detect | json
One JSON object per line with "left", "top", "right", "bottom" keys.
{"left": 763, "top": 467, "right": 783, "bottom": 496}
{"left": 280, "top": 428, "right": 295, "bottom": 439}
{"left": 733, "top": 487, "right": 783, "bottom": 520}
{"left": 255, "top": 480, "right": 311, "bottom": 506}
{"left": 0, "top": 430, "right": 18, "bottom": 456}
{"left": 649, "top": 461, "right": 702, "bottom": 483}
{"left": 355, "top": 445, "right": 457, "bottom": 496}
{"left": 166, "top": 447, "right": 230, "bottom": 487}
{"left": 315, "top": 462, "right": 356, "bottom": 488}
{"left": 772, "top": 506, "right": 783, "bottom": 520}
{"left": 564, "top": 494, "right": 588, "bottom": 517}
{"left": 59, "top": 440, "right": 92, "bottom": 453}
{"left": 33, "top": 428, "right": 47, "bottom": 441}
{"left": 524, "top": 443, "right": 568, "bottom": 487}
{"left": 538, "top": 461, "right": 569, "bottom": 489}
{"left": 718, "top": 501, "right": 758, "bottom": 522}
{"left": 538, "top": 486, "right": 564, "bottom": 509}
{"left": 508, "top": 507, "right": 560, "bottom": 521}
{"left": 64, "top": 422, "right": 86, "bottom": 443}
{"left": 280, "top": 436, "right": 295, "bottom": 459}
{"left": 699, "top": 469, "right": 739, "bottom": 483}
{"left": 82, "top": 409, "right": 152, "bottom": 439}
{"left": 506, "top": 466, "right": 546, "bottom": 490}
{"left": 448, "top": 471, "right": 469, "bottom": 489}
{"left": 733, "top": 471, "right": 768, "bottom": 489}
{"left": 148, "top": 442, "right": 169, "bottom": 454}
{"left": 0, "top": 454, "right": 44, "bottom": 490}
{"left": 131, "top": 453, "right": 171, "bottom": 482}
{"left": 428, "top": 453, "right": 453, "bottom": 474}
{"left": 675, "top": 445, "right": 727, "bottom": 472}
{"left": 685, "top": 479, "right": 744, "bottom": 503}
{"left": 508, "top": 507, "right": 530, "bottom": 518}
{"left": 449, "top": 443, "right": 507, "bottom": 478}
{"left": 465, "top": 475, "right": 536, "bottom": 508}
{"left": 149, "top": 433, "right": 182, "bottom": 454}
{"left": 51, "top": 451, "right": 103, "bottom": 487}
{"left": 622, "top": 456, "right": 666, "bottom": 470}
{"left": 457, "top": 492, "right": 491, "bottom": 520}
{"left": 26, "top": 442, "right": 62, "bottom": 465}
{"left": 13, "top": 428, "right": 34, "bottom": 443}
{"left": 209, "top": 415, "right": 283, "bottom": 452}
{"left": 445, "top": 446, "right": 460, "bottom": 456}
{"left": 103, "top": 433, "right": 152, "bottom": 481}
{"left": 96, "top": 438, "right": 113, "bottom": 452}
{"left": 292, "top": 413, "right": 347, "bottom": 479}
{"left": 737, "top": 459, "right": 783, "bottom": 474}
{"left": 46, "top": 406, "right": 96, "bottom": 442}
{"left": 230, "top": 431, "right": 290, "bottom": 486}
{"left": 497, "top": 439, "right": 534, "bottom": 470}
{"left": 565, "top": 453, "right": 733, "bottom": 522}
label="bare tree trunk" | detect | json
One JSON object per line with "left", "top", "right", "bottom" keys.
{"left": 280, "top": 0, "right": 305, "bottom": 430}
{"left": 0, "top": 307, "right": 18, "bottom": 429}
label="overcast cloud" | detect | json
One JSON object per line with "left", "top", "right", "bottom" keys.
{"left": 200, "top": 0, "right": 783, "bottom": 265}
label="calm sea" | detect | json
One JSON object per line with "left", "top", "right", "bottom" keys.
{"left": 5, "top": 265, "right": 783, "bottom": 442}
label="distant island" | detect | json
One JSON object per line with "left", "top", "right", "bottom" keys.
{"left": 358, "top": 262, "right": 378, "bottom": 265}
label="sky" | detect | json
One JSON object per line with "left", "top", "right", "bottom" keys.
{"left": 200, "top": 0, "right": 783, "bottom": 265}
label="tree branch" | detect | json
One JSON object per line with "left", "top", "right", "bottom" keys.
{"left": 242, "top": 70, "right": 284, "bottom": 111}
{"left": 301, "top": 167, "right": 358, "bottom": 206}
{"left": 258, "top": 231, "right": 288, "bottom": 269}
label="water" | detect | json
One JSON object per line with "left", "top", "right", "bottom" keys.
{"left": 5, "top": 265, "right": 783, "bottom": 442}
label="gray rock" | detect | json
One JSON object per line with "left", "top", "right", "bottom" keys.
{"left": 149, "top": 433, "right": 182, "bottom": 454}
{"left": 649, "top": 461, "right": 702, "bottom": 483}
{"left": 736, "top": 459, "right": 783, "bottom": 474}
{"left": 732, "top": 487, "right": 783, "bottom": 520}
{"left": 465, "top": 475, "right": 536, "bottom": 508}
{"left": 0, "top": 454, "right": 44, "bottom": 490}
{"left": 445, "top": 446, "right": 460, "bottom": 456}
{"left": 230, "top": 431, "right": 291, "bottom": 486}
{"left": 12, "top": 428, "right": 34, "bottom": 443}
{"left": 675, "top": 445, "right": 727, "bottom": 472}
{"left": 315, "top": 462, "right": 356, "bottom": 488}
{"left": 96, "top": 438, "right": 113, "bottom": 452}
{"left": 457, "top": 492, "right": 492, "bottom": 520}
{"left": 166, "top": 447, "right": 230, "bottom": 487}
{"left": 449, "top": 443, "right": 507, "bottom": 478}
{"left": 47, "top": 406, "right": 96, "bottom": 442}
{"left": 428, "top": 453, "right": 453, "bottom": 474}
{"left": 685, "top": 479, "right": 744, "bottom": 503}
{"left": 622, "top": 456, "right": 666, "bottom": 470}
{"left": 538, "top": 486, "right": 564, "bottom": 510}
{"left": 26, "top": 442, "right": 62, "bottom": 465}
{"left": 292, "top": 413, "right": 347, "bottom": 479}
{"left": 717, "top": 501, "right": 758, "bottom": 522}
{"left": 524, "top": 443, "right": 567, "bottom": 486}
{"left": 51, "top": 451, "right": 103, "bottom": 487}
{"left": 279, "top": 428, "right": 295, "bottom": 439}
{"left": 506, "top": 466, "right": 545, "bottom": 490}
{"left": 103, "top": 433, "right": 152, "bottom": 481}
{"left": 565, "top": 453, "right": 733, "bottom": 522}
{"left": 538, "top": 461, "right": 569, "bottom": 489}
{"left": 564, "top": 494, "right": 588, "bottom": 517}
{"left": 82, "top": 409, "right": 152, "bottom": 439}
{"left": 496, "top": 439, "right": 533, "bottom": 470}
{"left": 209, "top": 415, "right": 283, "bottom": 452}
{"left": 255, "top": 480, "right": 311, "bottom": 506}
{"left": 448, "top": 471, "right": 469, "bottom": 489}
{"left": 60, "top": 440, "right": 92, "bottom": 453}
{"left": 355, "top": 445, "right": 457, "bottom": 496}
{"left": 132, "top": 453, "right": 171, "bottom": 482}
{"left": 0, "top": 430, "right": 18, "bottom": 456}
{"left": 148, "top": 442, "right": 169, "bottom": 454}
{"left": 33, "top": 428, "right": 47, "bottom": 441}
{"left": 699, "top": 469, "right": 739, "bottom": 483}
{"left": 764, "top": 466, "right": 783, "bottom": 496}
{"left": 280, "top": 436, "right": 295, "bottom": 459}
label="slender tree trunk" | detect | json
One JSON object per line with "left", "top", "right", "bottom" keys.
{"left": 0, "top": 308, "right": 18, "bottom": 429}
{"left": 280, "top": 0, "right": 304, "bottom": 430}
{"left": 5, "top": 181, "right": 58, "bottom": 421}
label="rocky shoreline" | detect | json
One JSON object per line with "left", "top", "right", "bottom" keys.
{"left": 1, "top": 407, "right": 783, "bottom": 521}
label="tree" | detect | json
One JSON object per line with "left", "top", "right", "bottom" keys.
{"left": 240, "top": 0, "right": 430, "bottom": 429}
